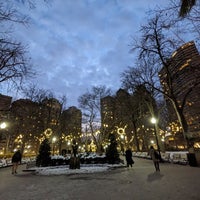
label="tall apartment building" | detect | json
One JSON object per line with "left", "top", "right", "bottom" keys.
{"left": 100, "top": 95, "right": 115, "bottom": 129}
{"left": 41, "top": 98, "right": 62, "bottom": 130}
{"left": 61, "top": 106, "right": 82, "bottom": 136}
{"left": 60, "top": 106, "right": 82, "bottom": 150}
{"left": 0, "top": 94, "right": 82, "bottom": 155}
{"left": 0, "top": 94, "right": 12, "bottom": 111}
{"left": 0, "top": 94, "right": 12, "bottom": 154}
{"left": 159, "top": 41, "right": 200, "bottom": 143}
{"left": 101, "top": 89, "right": 136, "bottom": 151}
{"left": 10, "top": 99, "right": 43, "bottom": 154}
{"left": 101, "top": 87, "right": 157, "bottom": 151}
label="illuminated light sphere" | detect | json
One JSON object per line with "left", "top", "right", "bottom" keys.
{"left": 120, "top": 135, "right": 124, "bottom": 139}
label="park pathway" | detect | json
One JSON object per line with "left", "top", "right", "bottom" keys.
{"left": 0, "top": 157, "right": 200, "bottom": 200}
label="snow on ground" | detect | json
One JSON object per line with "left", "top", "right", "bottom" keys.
{"left": 31, "top": 164, "right": 125, "bottom": 176}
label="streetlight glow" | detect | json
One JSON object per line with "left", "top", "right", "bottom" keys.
{"left": 0, "top": 122, "right": 6, "bottom": 129}
{"left": 52, "top": 137, "right": 57, "bottom": 143}
{"left": 151, "top": 117, "right": 156, "bottom": 124}
{"left": 150, "top": 117, "right": 161, "bottom": 161}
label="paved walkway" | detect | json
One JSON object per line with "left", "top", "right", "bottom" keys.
{"left": 0, "top": 157, "right": 200, "bottom": 200}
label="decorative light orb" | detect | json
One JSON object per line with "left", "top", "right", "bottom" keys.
{"left": 120, "top": 135, "right": 124, "bottom": 139}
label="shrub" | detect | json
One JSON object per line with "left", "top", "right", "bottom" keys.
{"left": 36, "top": 138, "right": 51, "bottom": 167}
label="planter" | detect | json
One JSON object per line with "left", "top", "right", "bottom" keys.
{"left": 69, "top": 157, "right": 80, "bottom": 169}
{"left": 194, "top": 151, "right": 200, "bottom": 166}
{"left": 187, "top": 153, "right": 198, "bottom": 167}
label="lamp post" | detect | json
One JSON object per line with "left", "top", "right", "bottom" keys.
{"left": 52, "top": 137, "right": 57, "bottom": 156}
{"left": 150, "top": 117, "right": 161, "bottom": 158}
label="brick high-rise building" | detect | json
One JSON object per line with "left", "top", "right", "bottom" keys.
{"left": 100, "top": 95, "right": 115, "bottom": 129}
{"left": 10, "top": 99, "right": 43, "bottom": 154}
{"left": 0, "top": 94, "right": 12, "bottom": 111}
{"left": 159, "top": 41, "right": 200, "bottom": 143}
{"left": 0, "top": 94, "right": 12, "bottom": 154}
{"left": 100, "top": 89, "right": 136, "bottom": 151}
{"left": 60, "top": 106, "right": 82, "bottom": 153}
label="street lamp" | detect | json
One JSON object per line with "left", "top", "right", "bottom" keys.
{"left": 150, "top": 117, "right": 161, "bottom": 158}
{"left": 0, "top": 122, "right": 6, "bottom": 129}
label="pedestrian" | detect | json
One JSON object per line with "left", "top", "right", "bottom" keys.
{"left": 11, "top": 150, "right": 22, "bottom": 174}
{"left": 149, "top": 146, "right": 160, "bottom": 172}
{"left": 125, "top": 148, "right": 134, "bottom": 167}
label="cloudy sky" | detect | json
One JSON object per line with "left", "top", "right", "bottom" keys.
{"left": 5, "top": 0, "right": 169, "bottom": 107}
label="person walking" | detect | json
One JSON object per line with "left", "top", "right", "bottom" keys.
{"left": 125, "top": 148, "right": 134, "bottom": 167}
{"left": 149, "top": 146, "right": 160, "bottom": 172}
{"left": 11, "top": 150, "right": 22, "bottom": 174}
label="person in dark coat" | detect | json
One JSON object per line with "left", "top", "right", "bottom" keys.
{"left": 11, "top": 150, "right": 22, "bottom": 174}
{"left": 149, "top": 146, "right": 160, "bottom": 172}
{"left": 125, "top": 148, "right": 134, "bottom": 167}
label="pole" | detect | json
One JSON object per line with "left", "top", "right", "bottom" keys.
{"left": 154, "top": 124, "right": 162, "bottom": 160}
{"left": 53, "top": 143, "right": 55, "bottom": 156}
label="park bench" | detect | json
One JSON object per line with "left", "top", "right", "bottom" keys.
{"left": 161, "top": 152, "right": 171, "bottom": 163}
{"left": 179, "top": 153, "right": 188, "bottom": 165}
{"left": 172, "top": 153, "right": 188, "bottom": 165}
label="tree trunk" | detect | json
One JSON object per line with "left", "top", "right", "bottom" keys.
{"left": 172, "top": 100, "right": 190, "bottom": 147}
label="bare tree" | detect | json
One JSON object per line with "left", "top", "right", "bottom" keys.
{"left": 0, "top": 0, "right": 50, "bottom": 91}
{"left": 0, "top": 2, "right": 36, "bottom": 90}
{"left": 121, "top": 63, "right": 167, "bottom": 151}
{"left": 21, "top": 83, "right": 54, "bottom": 103}
{"left": 0, "top": 39, "right": 34, "bottom": 84}
{"left": 158, "top": 0, "right": 200, "bottom": 47}
{"left": 14, "top": 0, "right": 50, "bottom": 9}
{"left": 179, "top": 0, "right": 196, "bottom": 17}
{"left": 127, "top": 8, "right": 200, "bottom": 148}
{"left": 78, "top": 85, "right": 112, "bottom": 153}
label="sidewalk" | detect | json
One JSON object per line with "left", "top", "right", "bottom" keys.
{"left": 0, "top": 157, "right": 200, "bottom": 200}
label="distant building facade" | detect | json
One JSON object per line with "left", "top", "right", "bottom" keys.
{"left": 0, "top": 94, "right": 12, "bottom": 111}
{"left": 101, "top": 87, "right": 156, "bottom": 152}
{"left": 159, "top": 41, "right": 200, "bottom": 145}
{"left": 60, "top": 106, "right": 82, "bottom": 154}
{"left": 101, "top": 95, "right": 115, "bottom": 131}
{"left": 0, "top": 94, "right": 12, "bottom": 154}
{"left": 0, "top": 95, "right": 82, "bottom": 155}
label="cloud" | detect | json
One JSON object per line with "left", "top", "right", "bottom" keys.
{"left": 7, "top": 0, "right": 169, "bottom": 107}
